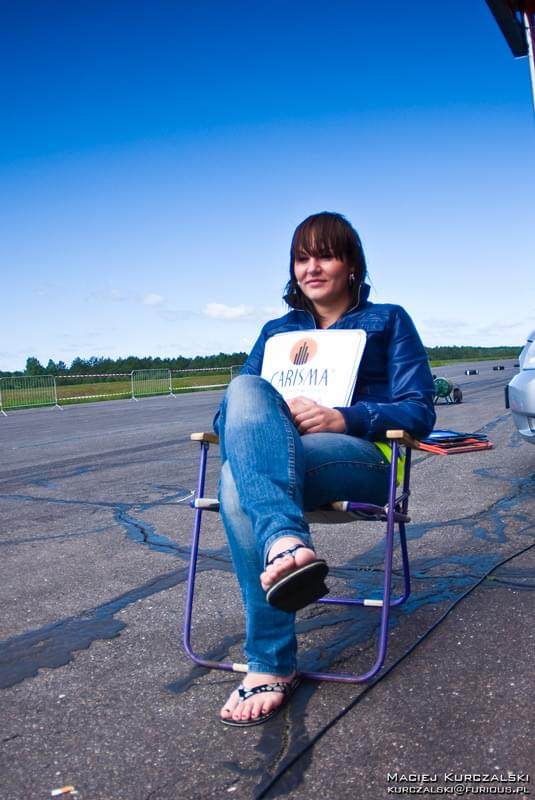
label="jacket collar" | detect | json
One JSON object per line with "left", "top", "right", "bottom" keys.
{"left": 347, "top": 282, "right": 370, "bottom": 313}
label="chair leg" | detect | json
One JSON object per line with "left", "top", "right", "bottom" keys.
{"left": 182, "top": 442, "right": 245, "bottom": 674}
{"left": 394, "top": 444, "right": 412, "bottom": 604}
{"left": 391, "top": 519, "right": 411, "bottom": 606}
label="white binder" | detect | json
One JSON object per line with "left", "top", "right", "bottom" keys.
{"left": 261, "top": 329, "right": 367, "bottom": 407}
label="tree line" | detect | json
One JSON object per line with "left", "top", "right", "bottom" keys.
{"left": 425, "top": 345, "right": 520, "bottom": 362}
{"left": 1, "top": 353, "right": 248, "bottom": 378}
{"left": 0, "top": 344, "right": 520, "bottom": 379}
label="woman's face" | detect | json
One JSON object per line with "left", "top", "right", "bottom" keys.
{"left": 293, "top": 250, "right": 352, "bottom": 310}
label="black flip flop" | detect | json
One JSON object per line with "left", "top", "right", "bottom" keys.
{"left": 221, "top": 675, "right": 302, "bottom": 727}
{"left": 265, "top": 544, "right": 329, "bottom": 613}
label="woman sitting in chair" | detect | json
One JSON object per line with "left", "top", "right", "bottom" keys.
{"left": 216, "top": 211, "right": 435, "bottom": 726}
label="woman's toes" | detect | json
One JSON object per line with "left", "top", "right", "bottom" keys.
{"left": 260, "top": 544, "right": 318, "bottom": 591}
{"left": 220, "top": 689, "right": 258, "bottom": 722}
{"left": 235, "top": 695, "right": 275, "bottom": 721}
{"left": 241, "top": 699, "right": 258, "bottom": 721}
{"left": 220, "top": 689, "right": 239, "bottom": 719}
{"left": 260, "top": 557, "right": 292, "bottom": 590}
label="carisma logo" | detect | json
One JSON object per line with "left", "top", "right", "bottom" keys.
{"left": 290, "top": 338, "right": 318, "bottom": 365}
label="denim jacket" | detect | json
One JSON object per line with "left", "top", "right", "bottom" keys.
{"left": 238, "top": 284, "right": 436, "bottom": 441}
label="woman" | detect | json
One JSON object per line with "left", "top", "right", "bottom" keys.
{"left": 215, "top": 212, "right": 435, "bottom": 726}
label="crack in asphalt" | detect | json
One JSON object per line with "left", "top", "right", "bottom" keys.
{"left": 0, "top": 548, "right": 234, "bottom": 691}
{"left": 0, "top": 489, "right": 231, "bottom": 690}
{"left": 0, "top": 568, "right": 185, "bottom": 689}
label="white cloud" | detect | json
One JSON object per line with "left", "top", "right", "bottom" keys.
{"left": 203, "top": 302, "right": 254, "bottom": 320}
{"left": 110, "top": 288, "right": 126, "bottom": 301}
{"left": 143, "top": 293, "right": 163, "bottom": 306}
{"left": 262, "top": 305, "right": 284, "bottom": 315}
{"left": 260, "top": 305, "right": 285, "bottom": 320}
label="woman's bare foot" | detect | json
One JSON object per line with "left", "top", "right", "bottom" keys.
{"left": 220, "top": 671, "right": 298, "bottom": 724}
{"left": 260, "top": 536, "right": 317, "bottom": 592}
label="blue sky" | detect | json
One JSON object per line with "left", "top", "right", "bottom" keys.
{"left": 1, "top": 0, "right": 534, "bottom": 372}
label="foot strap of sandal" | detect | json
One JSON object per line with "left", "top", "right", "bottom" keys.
{"left": 267, "top": 543, "right": 311, "bottom": 567}
{"left": 237, "top": 680, "right": 295, "bottom": 701}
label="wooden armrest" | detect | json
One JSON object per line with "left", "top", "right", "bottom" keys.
{"left": 386, "top": 429, "right": 421, "bottom": 449}
{"left": 190, "top": 432, "right": 220, "bottom": 445}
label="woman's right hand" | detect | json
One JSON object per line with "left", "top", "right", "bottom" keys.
{"left": 287, "top": 396, "right": 346, "bottom": 435}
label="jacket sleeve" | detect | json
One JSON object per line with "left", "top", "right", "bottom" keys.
{"left": 239, "top": 327, "right": 267, "bottom": 376}
{"left": 336, "top": 306, "right": 436, "bottom": 440}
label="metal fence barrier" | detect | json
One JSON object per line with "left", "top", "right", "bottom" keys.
{"left": 1, "top": 365, "right": 244, "bottom": 414}
{"left": 171, "top": 365, "right": 238, "bottom": 391}
{"left": 131, "top": 369, "right": 175, "bottom": 401}
{"left": 0, "top": 375, "right": 62, "bottom": 416}
{"left": 55, "top": 373, "right": 131, "bottom": 403}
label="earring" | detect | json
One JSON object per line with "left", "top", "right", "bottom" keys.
{"left": 348, "top": 273, "right": 355, "bottom": 287}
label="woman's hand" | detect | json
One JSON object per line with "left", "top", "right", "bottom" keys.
{"left": 287, "top": 396, "right": 346, "bottom": 434}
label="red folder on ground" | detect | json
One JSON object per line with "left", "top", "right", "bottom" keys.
{"left": 418, "top": 430, "right": 493, "bottom": 455}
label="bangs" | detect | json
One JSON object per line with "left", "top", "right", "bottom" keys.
{"left": 291, "top": 215, "right": 350, "bottom": 261}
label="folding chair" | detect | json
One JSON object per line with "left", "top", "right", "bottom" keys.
{"left": 183, "top": 429, "right": 421, "bottom": 683}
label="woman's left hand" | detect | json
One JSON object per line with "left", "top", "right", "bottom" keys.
{"left": 287, "top": 396, "right": 346, "bottom": 434}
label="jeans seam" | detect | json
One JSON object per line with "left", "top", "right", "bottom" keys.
{"left": 279, "top": 396, "right": 296, "bottom": 498}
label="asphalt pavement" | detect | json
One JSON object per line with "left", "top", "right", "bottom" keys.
{"left": 0, "top": 361, "right": 534, "bottom": 800}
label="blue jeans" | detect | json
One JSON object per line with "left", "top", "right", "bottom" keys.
{"left": 217, "top": 375, "right": 390, "bottom": 675}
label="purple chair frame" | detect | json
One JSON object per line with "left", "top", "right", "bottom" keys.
{"left": 183, "top": 430, "right": 419, "bottom": 683}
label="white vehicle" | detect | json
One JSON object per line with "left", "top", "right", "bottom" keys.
{"left": 506, "top": 329, "right": 535, "bottom": 444}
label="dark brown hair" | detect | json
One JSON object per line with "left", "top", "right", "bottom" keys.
{"left": 283, "top": 212, "right": 367, "bottom": 313}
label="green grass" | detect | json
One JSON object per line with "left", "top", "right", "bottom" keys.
{"left": 58, "top": 380, "right": 132, "bottom": 400}
{"left": 56, "top": 372, "right": 231, "bottom": 399}
{"left": 53, "top": 373, "right": 232, "bottom": 406}
{"left": 428, "top": 356, "right": 517, "bottom": 368}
